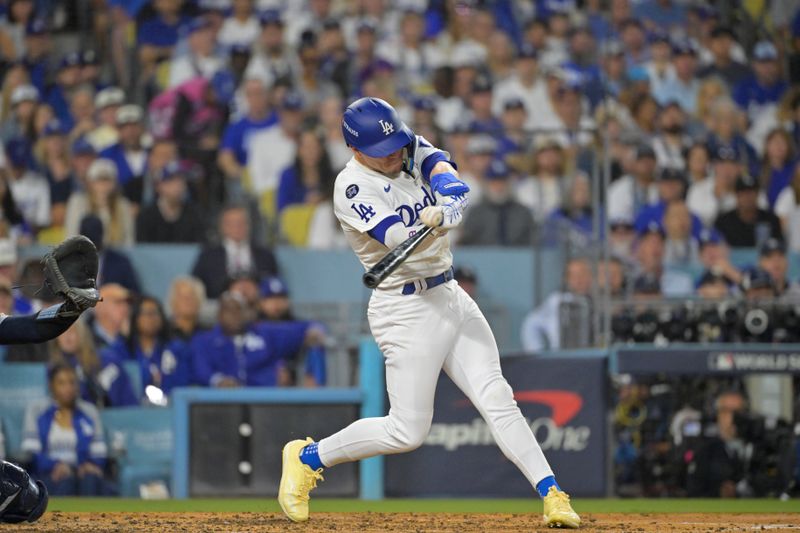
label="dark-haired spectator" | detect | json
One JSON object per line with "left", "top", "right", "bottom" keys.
{"left": 109, "top": 296, "right": 190, "bottom": 398}
{"left": 277, "top": 129, "right": 335, "bottom": 213}
{"left": 697, "top": 228, "right": 742, "bottom": 287}
{"left": 733, "top": 41, "right": 788, "bottom": 124}
{"left": 48, "top": 319, "right": 137, "bottom": 408}
{"left": 652, "top": 102, "right": 691, "bottom": 170}
{"left": 136, "top": 0, "right": 191, "bottom": 79}
{"left": 136, "top": 161, "right": 205, "bottom": 243}
{"left": 39, "top": 119, "right": 74, "bottom": 228}
{"left": 518, "top": 137, "right": 567, "bottom": 223}
{"left": 4, "top": 137, "right": 49, "bottom": 232}
{"left": 217, "top": 77, "right": 276, "bottom": 186}
{"left": 228, "top": 274, "right": 261, "bottom": 313}
{"left": 2, "top": 0, "right": 36, "bottom": 58}
{"left": 740, "top": 266, "right": 776, "bottom": 301}
{"left": 698, "top": 25, "right": 751, "bottom": 88}
{"left": 495, "top": 98, "right": 528, "bottom": 164}
{"left": 607, "top": 144, "right": 659, "bottom": 222}
{"left": 245, "top": 10, "right": 294, "bottom": 86}
{"left": 191, "top": 204, "right": 279, "bottom": 298}
{"left": 685, "top": 142, "right": 711, "bottom": 184}
{"left": 65, "top": 158, "right": 135, "bottom": 246}
{"left": 247, "top": 91, "right": 304, "bottom": 200}
{"left": 45, "top": 51, "right": 82, "bottom": 129}
{"left": 99, "top": 105, "right": 148, "bottom": 205}
{"left": 168, "top": 17, "right": 226, "bottom": 87}
{"left": 714, "top": 174, "right": 783, "bottom": 248}
{"left": 634, "top": 222, "right": 693, "bottom": 296}
{"left": 460, "top": 159, "right": 535, "bottom": 246}
{"left": 78, "top": 214, "right": 140, "bottom": 293}
{"left": 466, "top": 75, "right": 502, "bottom": 135}
{"left": 21, "top": 363, "right": 112, "bottom": 496}
{"left": 167, "top": 276, "right": 206, "bottom": 341}
{"left": 760, "top": 128, "right": 796, "bottom": 209}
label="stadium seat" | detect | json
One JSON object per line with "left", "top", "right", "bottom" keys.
{"left": 280, "top": 205, "right": 316, "bottom": 246}
{"left": 0, "top": 363, "right": 48, "bottom": 460}
{"left": 101, "top": 407, "right": 173, "bottom": 498}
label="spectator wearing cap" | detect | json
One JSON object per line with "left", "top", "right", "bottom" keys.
{"left": 70, "top": 138, "right": 96, "bottom": 188}
{"left": 191, "top": 203, "right": 279, "bottom": 299}
{"left": 460, "top": 159, "right": 535, "bottom": 247}
{"left": 607, "top": 143, "right": 659, "bottom": 222}
{"left": 733, "top": 41, "right": 787, "bottom": 123}
{"left": 21, "top": 18, "right": 49, "bottom": 93}
{"left": 317, "top": 19, "right": 351, "bottom": 99}
{"left": 87, "top": 87, "right": 125, "bottom": 152}
{"left": 136, "top": 161, "right": 205, "bottom": 243}
{"left": 218, "top": 77, "right": 277, "bottom": 184}
{"left": 98, "top": 104, "right": 148, "bottom": 204}
{"left": 685, "top": 142, "right": 712, "bottom": 184}
{"left": 642, "top": 31, "right": 676, "bottom": 96}
{"left": 634, "top": 168, "right": 703, "bottom": 238}
{"left": 247, "top": 91, "right": 304, "bottom": 200}
{"left": 634, "top": 221, "right": 693, "bottom": 296}
{"left": 695, "top": 270, "right": 732, "bottom": 300}
{"left": 758, "top": 238, "right": 800, "bottom": 302}
{"left": 740, "top": 266, "right": 776, "bottom": 301}
{"left": 652, "top": 40, "right": 700, "bottom": 114}
{"left": 244, "top": 10, "right": 294, "bottom": 87}
{"left": 168, "top": 16, "right": 226, "bottom": 88}
{"left": 698, "top": 25, "right": 751, "bottom": 88}
{"left": 38, "top": 119, "right": 75, "bottom": 226}
{"left": 79, "top": 50, "right": 103, "bottom": 92}
{"left": 496, "top": 98, "right": 528, "bottom": 163}
{"left": 67, "top": 86, "right": 97, "bottom": 141}
{"left": 688, "top": 144, "right": 748, "bottom": 226}
{"left": 492, "top": 44, "right": 552, "bottom": 131}
{"left": 775, "top": 161, "right": 800, "bottom": 249}
{"left": 276, "top": 128, "right": 335, "bottom": 214}
{"left": 4, "top": 137, "right": 49, "bottom": 231}
{"left": 714, "top": 173, "right": 783, "bottom": 248}
{"left": 78, "top": 213, "right": 140, "bottom": 294}
{"left": 64, "top": 158, "right": 135, "bottom": 246}
{"left": 651, "top": 102, "right": 692, "bottom": 170}
{"left": 564, "top": 24, "right": 601, "bottom": 85}
{"left": 608, "top": 215, "right": 636, "bottom": 262}
{"left": 759, "top": 129, "right": 796, "bottom": 209}
{"left": 517, "top": 137, "right": 567, "bottom": 223}
{"left": 697, "top": 228, "right": 742, "bottom": 286}
{"left": 136, "top": 0, "right": 191, "bottom": 78}
{"left": 0, "top": 83, "right": 38, "bottom": 143}
{"left": 46, "top": 51, "right": 82, "bottom": 130}
{"left": 521, "top": 257, "right": 593, "bottom": 352}
{"left": 217, "top": 0, "right": 260, "bottom": 48}
{"left": 467, "top": 75, "right": 502, "bottom": 135}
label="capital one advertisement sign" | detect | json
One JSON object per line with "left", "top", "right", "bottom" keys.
{"left": 385, "top": 357, "right": 607, "bottom": 497}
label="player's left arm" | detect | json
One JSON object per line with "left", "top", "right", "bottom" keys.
{"left": 415, "top": 137, "right": 470, "bottom": 230}
{"left": 0, "top": 303, "right": 82, "bottom": 345}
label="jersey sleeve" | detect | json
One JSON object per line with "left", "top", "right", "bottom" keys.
{"left": 333, "top": 175, "right": 400, "bottom": 233}
{"left": 415, "top": 135, "right": 454, "bottom": 182}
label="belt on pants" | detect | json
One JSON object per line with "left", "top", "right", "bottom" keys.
{"left": 401, "top": 267, "right": 454, "bottom": 295}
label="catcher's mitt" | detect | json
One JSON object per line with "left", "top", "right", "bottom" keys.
{"left": 41, "top": 235, "right": 101, "bottom": 316}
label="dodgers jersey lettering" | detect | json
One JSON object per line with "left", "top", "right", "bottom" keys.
{"left": 333, "top": 136, "right": 453, "bottom": 289}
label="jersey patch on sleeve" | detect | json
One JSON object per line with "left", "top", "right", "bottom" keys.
{"left": 345, "top": 184, "right": 360, "bottom": 199}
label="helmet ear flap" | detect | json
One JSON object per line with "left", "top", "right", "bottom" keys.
{"left": 402, "top": 135, "right": 419, "bottom": 176}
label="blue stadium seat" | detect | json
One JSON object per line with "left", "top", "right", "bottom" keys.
{"left": 0, "top": 363, "right": 48, "bottom": 460}
{"left": 101, "top": 407, "right": 173, "bottom": 498}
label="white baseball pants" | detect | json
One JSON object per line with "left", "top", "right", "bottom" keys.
{"left": 317, "top": 280, "right": 554, "bottom": 489}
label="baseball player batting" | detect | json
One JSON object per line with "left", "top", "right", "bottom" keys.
{"left": 278, "top": 97, "right": 580, "bottom": 529}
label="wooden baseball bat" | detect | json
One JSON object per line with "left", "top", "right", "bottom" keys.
{"left": 362, "top": 225, "right": 435, "bottom": 288}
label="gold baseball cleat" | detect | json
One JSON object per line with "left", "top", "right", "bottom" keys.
{"left": 543, "top": 486, "right": 581, "bottom": 528}
{"left": 277, "top": 437, "right": 324, "bottom": 522}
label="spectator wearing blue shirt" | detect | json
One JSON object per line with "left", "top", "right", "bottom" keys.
{"left": 191, "top": 292, "right": 324, "bottom": 388}
{"left": 635, "top": 168, "right": 704, "bottom": 240}
{"left": 113, "top": 296, "right": 190, "bottom": 398}
{"left": 653, "top": 41, "right": 700, "bottom": 115}
{"left": 136, "top": 0, "right": 191, "bottom": 78}
{"left": 99, "top": 105, "right": 148, "bottom": 203}
{"left": 21, "top": 364, "right": 111, "bottom": 496}
{"left": 496, "top": 98, "right": 528, "bottom": 162}
{"left": 760, "top": 128, "right": 797, "bottom": 209}
{"left": 49, "top": 319, "right": 137, "bottom": 408}
{"left": 45, "top": 52, "right": 81, "bottom": 131}
{"left": 733, "top": 41, "right": 788, "bottom": 124}
{"left": 21, "top": 18, "right": 49, "bottom": 93}
{"left": 277, "top": 128, "right": 335, "bottom": 213}
{"left": 705, "top": 98, "right": 760, "bottom": 179}
{"left": 217, "top": 77, "right": 277, "bottom": 183}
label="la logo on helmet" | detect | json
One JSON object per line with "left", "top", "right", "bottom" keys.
{"left": 378, "top": 119, "right": 394, "bottom": 135}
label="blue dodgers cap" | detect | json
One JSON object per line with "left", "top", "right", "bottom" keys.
{"left": 260, "top": 276, "right": 288, "bottom": 297}
{"left": 341, "top": 96, "right": 415, "bottom": 157}
{"left": 759, "top": 237, "right": 786, "bottom": 256}
{"left": 281, "top": 90, "right": 305, "bottom": 110}
{"left": 185, "top": 16, "right": 213, "bottom": 35}
{"left": 259, "top": 9, "right": 284, "bottom": 26}
{"left": 59, "top": 51, "right": 82, "bottom": 70}
{"left": 633, "top": 273, "right": 661, "bottom": 294}
{"left": 637, "top": 220, "right": 665, "bottom": 239}
{"left": 71, "top": 137, "right": 96, "bottom": 156}
{"left": 485, "top": 159, "right": 510, "bottom": 180}
{"left": 696, "top": 269, "right": 732, "bottom": 289}
{"left": 43, "top": 118, "right": 67, "bottom": 136}
{"left": 25, "top": 18, "right": 47, "bottom": 36}
{"left": 154, "top": 160, "right": 188, "bottom": 182}
{"left": 712, "top": 143, "right": 740, "bottom": 162}
{"left": 698, "top": 228, "right": 723, "bottom": 248}
{"left": 4, "top": 138, "right": 30, "bottom": 167}
{"left": 740, "top": 266, "right": 774, "bottom": 291}
{"left": 671, "top": 39, "right": 697, "bottom": 56}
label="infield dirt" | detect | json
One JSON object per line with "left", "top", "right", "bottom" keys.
{"left": 11, "top": 512, "right": 800, "bottom": 532}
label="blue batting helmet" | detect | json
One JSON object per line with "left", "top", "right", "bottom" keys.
{"left": 342, "top": 97, "right": 415, "bottom": 157}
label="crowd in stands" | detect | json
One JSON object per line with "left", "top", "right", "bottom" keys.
{"left": 1, "top": 0, "right": 800, "bottom": 495}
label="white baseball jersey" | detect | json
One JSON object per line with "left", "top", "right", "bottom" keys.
{"left": 332, "top": 137, "right": 454, "bottom": 290}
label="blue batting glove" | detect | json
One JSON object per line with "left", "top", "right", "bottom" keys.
{"left": 430, "top": 172, "right": 470, "bottom": 197}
